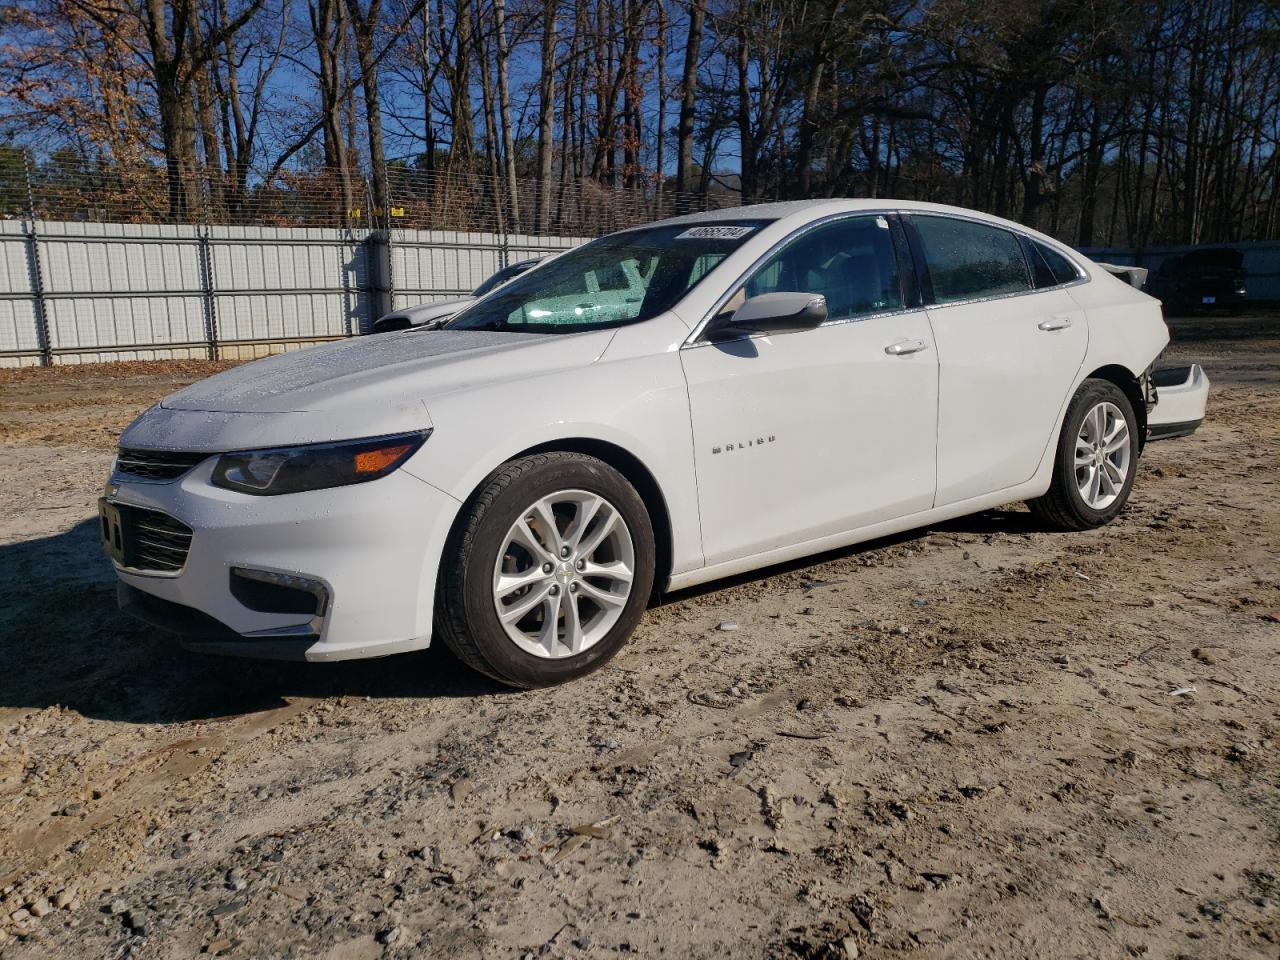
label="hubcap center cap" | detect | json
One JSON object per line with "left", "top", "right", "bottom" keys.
{"left": 556, "top": 562, "right": 574, "bottom": 584}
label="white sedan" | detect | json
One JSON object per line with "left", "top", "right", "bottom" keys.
{"left": 103, "top": 200, "right": 1207, "bottom": 687}
{"left": 370, "top": 256, "right": 548, "bottom": 333}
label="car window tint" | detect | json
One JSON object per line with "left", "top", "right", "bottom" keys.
{"left": 913, "top": 216, "right": 1031, "bottom": 304}
{"left": 1034, "top": 240, "right": 1080, "bottom": 285}
{"left": 1024, "top": 239, "right": 1057, "bottom": 288}
{"left": 741, "top": 216, "right": 903, "bottom": 321}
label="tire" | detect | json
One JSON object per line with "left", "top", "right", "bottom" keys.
{"left": 1028, "top": 378, "right": 1140, "bottom": 531}
{"left": 435, "top": 452, "right": 656, "bottom": 688}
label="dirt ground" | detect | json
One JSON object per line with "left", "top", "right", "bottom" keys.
{"left": 0, "top": 315, "right": 1276, "bottom": 960}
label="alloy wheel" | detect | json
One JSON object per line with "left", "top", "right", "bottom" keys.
{"left": 1075, "top": 400, "right": 1131, "bottom": 510}
{"left": 492, "top": 489, "right": 635, "bottom": 658}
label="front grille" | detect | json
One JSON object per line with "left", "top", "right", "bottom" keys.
{"left": 115, "top": 448, "right": 210, "bottom": 482}
{"left": 101, "top": 503, "right": 194, "bottom": 574}
{"left": 131, "top": 510, "right": 194, "bottom": 572}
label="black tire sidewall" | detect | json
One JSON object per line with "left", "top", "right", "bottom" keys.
{"left": 456, "top": 456, "right": 655, "bottom": 687}
{"left": 1056, "top": 379, "right": 1139, "bottom": 526}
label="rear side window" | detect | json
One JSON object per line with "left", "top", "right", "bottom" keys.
{"left": 1025, "top": 240, "right": 1058, "bottom": 288}
{"left": 912, "top": 215, "right": 1031, "bottom": 304}
{"left": 1032, "top": 240, "right": 1080, "bottom": 286}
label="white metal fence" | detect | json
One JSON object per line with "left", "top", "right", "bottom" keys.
{"left": 0, "top": 220, "right": 585, "bottom": 367}
{"left": 10, "top": 223, "right": 1278, "bottom": 368}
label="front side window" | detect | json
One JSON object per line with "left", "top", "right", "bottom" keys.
{"left": 912, "top": 215, "right": 1031, "bottom": 304}
{"left": 733, "top": 215, "right": 903, "bottom": 322}
{"left": 446, "top": 221, "right": 769, "bottom": 334}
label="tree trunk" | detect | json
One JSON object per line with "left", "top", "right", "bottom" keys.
{"left": 345, "top": 0, "right": 389, "bottom": 220}
{"left": 796, "top": 0, "right": 837, "bottom": 198}
{"left": 535, "top": 0, "right": 558, "bottom": 232}
{"left": 654, "top": 0, "right": 667, "bottom": 211}
{"left": 735, "top": 27, "right": 755, "bottom": 201}
{"left": 141, "top": 0, "right": 193, "bottom": 218}
{"left": 310, "top": 0, "right": 353, "bottom": 215}
{"left": 675, "top": 0, "right": 706, "bottom": 203}
{"left": 473, "top": 0, "right": 506, "bottom": 233}
{"left": 449, "top": 0, "right": 475, "bottom": 169}
{"left": 1021, "top": 83, "right": 1048, "bottom": 229}
{"left": 188, "top": 14, "right": 223, "bottom": 199}
{"left": 494, "top": 0, "right": 520, "bottom": 230}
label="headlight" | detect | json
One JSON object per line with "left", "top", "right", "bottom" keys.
{"left": 211, "top": 430, "right": 431, "bottom": 496}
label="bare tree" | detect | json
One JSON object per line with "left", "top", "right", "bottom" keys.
{"left": 535, "top": 0, "right": 557, "bottom": 231}
{"left": 674, "top": 0, "right": 706, "bottom": 200}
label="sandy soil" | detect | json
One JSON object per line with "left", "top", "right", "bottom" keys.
{"left": 0, "top": 316, "right": 1276, "bottom": 959}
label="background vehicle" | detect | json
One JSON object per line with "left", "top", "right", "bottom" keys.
{"left": 371, "top": 256, "right": 548, "bottom": 333}
{"left": 106, "top": 200, "right": 1207, "bottom": 689}
{"left": 1146, "top": 247, "right": 1248, "bottom": 314}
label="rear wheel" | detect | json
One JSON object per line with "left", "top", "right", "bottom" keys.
{"left": 1028, "top": 378, "right": 1139, "bottom": 530}
{"left": 436, "top": 452, "right": 655, "bottom": 688}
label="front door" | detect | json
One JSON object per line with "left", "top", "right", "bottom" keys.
{"left": 681, "top": 215, "right": 939, "bottom": 567}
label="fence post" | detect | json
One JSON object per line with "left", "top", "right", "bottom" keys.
{"left": 359, "top": 176, "right": 392, "bottom": 330}
{"left": 499, "top": 174, "right": 511, "bottom": 270}
{"left": 197, "top": 225, "right": 219, "bottom": 360}
{"left": 22, "top": 155, "right": 52, "bottom": 367}
{"left": 382, "top": 168, "right": 396, "bottom": 323}
{"left": 337, "top": 222, "right": 355, "bottom": 337}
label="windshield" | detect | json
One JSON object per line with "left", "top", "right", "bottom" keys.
{"left": 446, "top": 221, "right": 770, "bottom": 334}
{"left": 472, "top": 259, "right": 538, "bottom": 297}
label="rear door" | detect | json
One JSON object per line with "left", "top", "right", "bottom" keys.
{"left": 681, "top": 214, "right": 938, "bottom": 566}
{"left": 905, "top": 214, "right": 1088, "bottom": 506}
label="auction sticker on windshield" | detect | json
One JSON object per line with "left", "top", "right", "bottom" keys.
{"left": 674, "top": 225, "right": 758, "bottom": 240}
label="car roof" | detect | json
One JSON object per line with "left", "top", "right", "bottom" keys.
{"left": 648, "top": 199, "right": 833, "bottom": 226}
{"left": 650, "top": 197, "right": 1051, "bottom": 225}
{"left": 629, "top": 198, "right": 1080, "bottom": 255}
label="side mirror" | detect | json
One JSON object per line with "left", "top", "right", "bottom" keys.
{"left": 707, "top": 292, "right": 828, "bottom": 339}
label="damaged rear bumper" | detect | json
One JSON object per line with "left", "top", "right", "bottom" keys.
{"left": 1147, "top": 364, "right": 1210, "bottom": 440}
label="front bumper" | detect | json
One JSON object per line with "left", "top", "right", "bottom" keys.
{"left": 106, "top": 458, "right": 460, "bottom": 661}
{"left": 1148, "top": 363, "right": 1210, "bottom": 440}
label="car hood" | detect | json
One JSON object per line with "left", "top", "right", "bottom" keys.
{"left": 120, "top": 329, "right": 612, "bottom": 452}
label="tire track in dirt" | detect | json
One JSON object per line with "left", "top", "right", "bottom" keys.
{"left": 0, "top": 699, "right": 315, "bottom": 892}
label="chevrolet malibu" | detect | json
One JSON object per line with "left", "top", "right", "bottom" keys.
{"left": 103, "top": 200, "right": 1208, "bottom": 687}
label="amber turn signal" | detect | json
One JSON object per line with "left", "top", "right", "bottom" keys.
{"left": 355, "top": 443, "right": 415, "bottom": 474}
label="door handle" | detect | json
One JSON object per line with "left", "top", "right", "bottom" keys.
{"left": 885, "top": 338, "right": 928, "bottom": 356}
{"left": 1038, "top": 315, "right": 1073, "bottom": 331}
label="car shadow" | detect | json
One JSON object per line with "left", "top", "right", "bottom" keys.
{"left": 656, "top": 505, "right": 1059, "bottom": 606}
{"left": 1, "top": 505, "right": 1056, "bottom": 724}
{"left": 0, "top": 518, "right": 508, "bottom": 726}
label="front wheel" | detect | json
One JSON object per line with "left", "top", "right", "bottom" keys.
{"left": 1028, "top": 378, "right": 1139, "bottom": 530}
{"left": 435, "top": 452, "right": 655, "bottom": 688}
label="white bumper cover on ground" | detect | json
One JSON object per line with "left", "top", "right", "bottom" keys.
{"left": 1149, "top": 363, "right": 1210, "bottom": 440}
